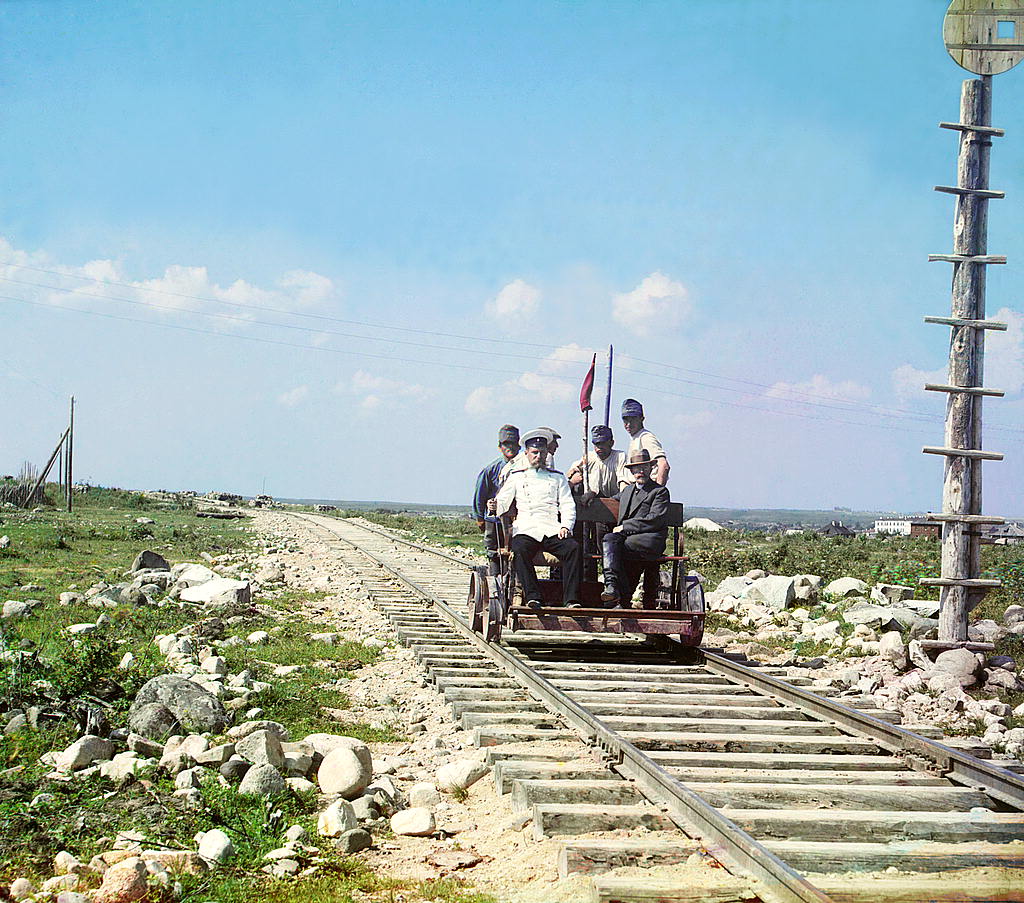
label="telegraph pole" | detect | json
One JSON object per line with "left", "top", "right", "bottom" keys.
{"left": 920, "top": 1, "right": 1022, "bottom": 644}
{"left": 66, "top": 396, "right": 75, "bottom": 513}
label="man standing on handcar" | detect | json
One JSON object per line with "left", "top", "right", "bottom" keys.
{"left": 494, "top": 429, "right": 582, "bottom": 609}
{"left": 600, "top": 449, "right": 669, "bottom": 608}
{"left": 472, "top": 424, "right": 520, "bottom": 576}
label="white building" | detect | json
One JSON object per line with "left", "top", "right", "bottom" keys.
{"left": 875, "top": 517, "right": 913, "bottom": 535}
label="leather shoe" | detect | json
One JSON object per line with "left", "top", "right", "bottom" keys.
{"left": 526, "top": 598, "right": 543, "bottom": 610}
{"left": 600, "top": 584, "right": 620, "bottom": 604}
{"left": 565, "top": 601, "right": 582, "bottom": 608}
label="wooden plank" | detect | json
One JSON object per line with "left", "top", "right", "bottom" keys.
{"left": 683, "top": 782, "right": 994, "bottom": 812}
{"left": 568, "top": 692, "right": 776, "bottom": 708}
{"left": 940, "top": 121, "right": 1005, "bottom": 137}
{"left": 923, "top": 446, "right": 1004, "bottom": 460}
{"left": 598, "top": 715, "right": 841, "bottom": 737}
{"left": 559, "top": 838, "right": 699, "bottom": 878}
{"left": 928, "top": 253, "right": 1008, "bottom": 263}
{"left": 532, "top": 803, "right": 675, "bottom": 839}
{"left": 494, "top": 761, "right": 614, "bottom": 794}
{"left": 919, "top": 577, "right": 1002, "bottom": 588}
{"left": 511, "top": 778, "right": 641, "bottom": 810}
{"left": 590, "top": 876, "right": 757, "bottom": 903}
{"left": 475, "top": 727, "right": 575, "bottom": 746}
{"left": 764, "top": 839, "right": 1024, "bottom": 874}
{"left": 726, "top": 809, "right": 1024, "bottom": 844}
{"left": 575, "top": 703, "right": 807, "bottom": 722}
{"left": 925, "top": 315, "right": 1008, "bottom": 329}
{"left": 622, "top": 732, "right": 880, "bottom": 756}
{"left": 665, "top": 766, "right": 946, "bottom": 786}
{"left": 926, "top": 382, "right": 1005, "bottom": 397}
{"left": 815, "top": 874, "right": 1024, "bottom": 903}
{"left": 934, "top": 184, "right": 1005, "bottom": 199}
{"left": 926, "top": 512, "right": 1005, "bottom": 524}
{"left": 460, "top": 711, "right": 562, "bottom": 729}
{"left": 644, "top": 751, "right": 900, "bottom": 770}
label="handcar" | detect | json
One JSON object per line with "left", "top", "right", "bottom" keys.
{"left": 468, "top": 495, "right": 705, "bottom": 644}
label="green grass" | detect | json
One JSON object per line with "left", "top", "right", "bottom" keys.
{"left": 341, "top": 510, "right": 484, "bottom": 553}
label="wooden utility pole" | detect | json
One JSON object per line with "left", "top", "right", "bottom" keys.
{"left": 920, "top": 1, "right": 1022, "bottom": 643}
{"left": 66, "top": 396, "right": 75, "bottom": 512}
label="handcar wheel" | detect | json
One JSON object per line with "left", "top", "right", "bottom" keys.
{"left": 485, "top": 588, "right": 504, "bottom": 643}
{"left": 468, "top": 567, "right": 487, "bottom": 634}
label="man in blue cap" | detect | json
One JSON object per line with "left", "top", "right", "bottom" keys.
{"left": 494, "top": 429, "right": 581, "bottom": 608}
{"left": 472, "top": 424, "right": 520, "bottom": 575}
{"left": 620, "top": 398, "right": 670, "bottom": 486}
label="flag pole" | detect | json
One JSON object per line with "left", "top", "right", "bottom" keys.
{"left": 583, "top": 408, "right": 590, "bottom": 494}
{"left": 604, "top": 345, "right": 613, "bottom": 427}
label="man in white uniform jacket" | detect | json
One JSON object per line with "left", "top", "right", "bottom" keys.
{"left": 495, "top": 429, "right": 582, "bottom": 609}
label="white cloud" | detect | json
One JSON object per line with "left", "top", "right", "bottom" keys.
{"left": 988, "top": 307, "right": 1024, "bottom": 396}
{"left": 340, "top": 370, "right": 431, "bottom": 411}
{"left": 891, "top": 308, "right": 1023, "bottom": 401}
{"left": 277, "top": 385, "right": 309, "bottom": 407}
{"left": 612, "top": 271, "right": 692, "bottom": 337}
{"left": 766, "top": 374, "right": 871, "bottom": 403}
{"left": 464, "top": 344, "right": 592, "bottom": 416}
{"left": 486, "top": 279, "right": 540, "bottom": 331}
{"left": 891, "top": 363, "right": 946, "bottom": 401}
{"left": 0, "top": 237, "right": 338, "bottom": 320}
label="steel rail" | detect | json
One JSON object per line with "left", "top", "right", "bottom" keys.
{"left": 292, "top": 513, "right": 834, "bottom": 903}
{"left": 703, "top": 649, "right": 1024, "bottom": 810}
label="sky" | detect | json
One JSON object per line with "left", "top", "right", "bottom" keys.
{"left": 2, "top": 0, "right": 1023, "bottom": 514}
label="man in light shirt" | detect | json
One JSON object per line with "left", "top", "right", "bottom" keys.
{"left": 566, "top": 424, "right": 629, "bottom": 498}
{"left": 494, "top": 429, "right": 582, "bottom": 609}
{"left": 621, "top": 398, "right": 669, "bottom": 486}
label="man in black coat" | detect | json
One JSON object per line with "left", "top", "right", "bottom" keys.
{"left": 600, "top": 449, "right": 669, "bottom": 608}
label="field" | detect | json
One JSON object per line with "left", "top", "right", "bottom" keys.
{"left": 0, "top": 488, "right": 493, "bottom": 903}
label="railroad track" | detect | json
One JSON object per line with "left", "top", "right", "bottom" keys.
{"left": 286, "top": 512, "right": 1024, "bottom": 903}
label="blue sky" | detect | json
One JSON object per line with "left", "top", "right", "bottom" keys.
{"left": 2, "top": 0, "right": 1023, "bottom": 514}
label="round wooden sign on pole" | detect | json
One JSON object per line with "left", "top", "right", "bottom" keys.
{"left": 944, "top": 0, "right": 1024, "bottom": 75}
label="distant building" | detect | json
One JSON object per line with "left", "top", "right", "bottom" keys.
{"left": 819, "top": 520, "right": 854, "bottom": 537}
{"left": 982, "top": 523, "right": 1024, "bottom": 545}
{"left": 874, "top": 517, "right": 939, "bottom": 539}
{"left": 684, "top": 517, "right": 723, "bottom": 532}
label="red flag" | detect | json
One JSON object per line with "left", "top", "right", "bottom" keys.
{"left": 579, "top": 353, "right": 596, "bottom": 412}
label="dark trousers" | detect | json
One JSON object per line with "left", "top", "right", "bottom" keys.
{"left": 484, "top": 520, "right": 500, "bottom": 576}
{"left": 510, "top": 533, "right": 581, "bottom": 606}
{"left": 574, "top": 520, "right": 609, "bottom": 582}
{"left": 602, "top": 532, "right": 662, "bottom": 607}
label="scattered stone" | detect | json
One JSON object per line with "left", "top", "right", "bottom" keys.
{"left": 390, "top": 807, "right": 435, "bottom": 836}
{"left": 129, "top": 675, "right": 229, "bottom": 737}
{"left": 317, "top": 745, "right": 372, "bottom": 798}
{"left": 335, "top": 827, "right": 372, "bottom": 854}
{"left": 408, "top": 782, "right": 442, "bottom": 808}
{"left": 9, "top": 878, "right": 36, "bottom": 902}
{"left": 824, "top": 577, "right": 869, "bottom": 598}
{"left": 878, "top": 631, "right": 908, "bottom": 669}
{"left": 130, "top": 550, "right": 170, "bottom": 573}
{"left": 93, "top": 856, "right": 148, "bottom": 903}
{"left": 197, "top": 828, "right": 235, "bottom": 863}
{"left": 2, "top": 600, "right": 29, "bottom": 619}
{"left": 56, "top": 736, "right": 114, "bottom": 772}
{"left": 744, "top": 575, "right": 796, "bottom": 610}
{"left": 180, "top": 577, "right": 252, "bottom": 611}
{"left": 933, "top": 648, "right": 981, "bottom": 688}
{"left": 283, "top": 825, "right": 307, "bottom": 843}
{"left": 318, "top": 799, "right": 358, "bottom": 837}
{"left": 228, "top": 720, "right": 289, "bottom": 742}
{"left": 235, "top": 729, "right": 285, "bottom": 769}
{"left": 871, "top": 583, "right": 915, "bottom": 604}
{"left": 238, "top": 763, "right": 286, "bottom": 797}
{"left": 427, "top": 849, "right": 483, "bottom": 871}
{"left": 5, "top": 713, "right": 28, "bottom": 735}
{"left": 436, "top": 758, "right": 489, "bottom": 791}
{"left": 219, "top": 758, "right": 251, "bottom": 782}
{"left": 246, "top": 630, "right": 270, "bottom": 645}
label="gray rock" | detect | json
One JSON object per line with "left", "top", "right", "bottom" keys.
{"left": 179, "top": 578, "right": 251, "bottom": 612}
{"left": 335, "top": 828, "right": 372, "bottom": 854}
{"left": 1003, "top": 604, "right": 1024, "bottom": 626}
{"left": 194, "top": 743, "right": 236, "bottom": 767}
{"left": 228, "top": 720, "right": 289, "bottom": 742}
{"left": 131, "top": 550, "right": 170, "bottom": 573}
{"left": 56, "top": 735, "right": 113, "bottom": 772}
{"left": 408, "top": 782, "right": 441, "bottom": 808}
{"left": 871, "top": 583, "right": 915, "bottom": 605}
{"left": 2, "top": 600, "right": 29, "bottom": 619}
{"left": 824, "top": 577, "right": 869, "bottom": 598}
{"left": 987, "top": 655, "right": 1017, "bottom": 672}
{"left": 318, "top": 799, "right": 358, "bottom": 836}
{"left": 219, "top": 758, "right": 251, "bottom": 782}
{"left": 235, "top": 730, "right": 284, "bottom": 769}
{"left": 933, "top": 648, "right": 981, "bottom": 688}
{"left": 436, "top": 758, "right": 489, "bottom": 791}
{"left": 715, "top": 576, "right": 751, "bottom": 597}
{"left": 4, "top": 713, "right": 28, "bottom": 735}
{"left": 842, "top": 602, "right": 915, "bottom": 631}
{"left": 744, "top": 575, "right": 796, "bottom": 611}
{"left": 170, "top": 562, "right": 217, "bottom": 587}
{"left": 126, "top": 732, "right": 164, "bottom": 758}
{"left": 390, "top": 807, "right": 435, "bottom": 836}
{"left": 305, "top": 734, "right": 372, "bottom": 772}
{"left": 350, "top": 795, "right": 379, "bottom": 821}
{"left": 878, "top": 631, "right": 908, "bottom": 669}
{"left": 909, "top": 618, "right": 939, "bottom": 640}
{"left": 318, "top": 747, "right": 372, "bottom": 799}
{"left": 129, "top": 675, "right": 228, "bottom": 737}
{"left": 197, "top": 828, "right": 235, "bottom": 863}
{"left": 238, "top": 763, "right": 286, "bottom": 797}
{"left": 969, "top": 619, "right": 1008, "bottom": 645}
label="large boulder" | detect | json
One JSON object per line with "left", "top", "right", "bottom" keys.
{"left": 317, "top": 746, "right": 371, "bottom": 799}
{"left": 744, "top": 576, "right": 796, "bottom": 611}
{"left": 179, "top": 578, "right": 251, "bottom": 611}
{"left": 235, "top": 730, "right": 284, "bottom": 769}
{"left": 715, "top": 576, "right": 751, "bottom": 597}
{"left": 933, "top": 648, "right": 981, "bottom": 688}
{"left": 824, "top": 577, "right": 869, "bottom": 598}
{"left": 128, "top": 676, "right": 229, "bottom": 739}
{"left": 170, "top": 563, "right": 217, "bottom": 588}
{"left": 793, "top": 574, "right": 821, "bottom": 602}
{"left": 130, "top": 550, "right": 170, "bottom": 573}
{"left": 842, "top": 602, "right": 915, "bottom": 631}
